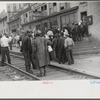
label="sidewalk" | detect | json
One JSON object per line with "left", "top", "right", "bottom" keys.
{"left": 10, "top": 46, "right": 100, "bottom": 78}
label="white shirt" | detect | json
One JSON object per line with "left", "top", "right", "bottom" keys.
{"left": 0, "top": 35, "right": 10, "bottom": 47}
{"left": 64, "top": 37, "right": 74, "bottom": 48}
{"left": 15, "top": 35, "right": 20, "bottom": 41}
{"left": 9, "top": 36, "right": 13, "bottom": 42}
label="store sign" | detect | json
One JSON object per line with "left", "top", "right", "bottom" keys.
{"left": 86, "top": 15, "right": 93, "bottom": 25}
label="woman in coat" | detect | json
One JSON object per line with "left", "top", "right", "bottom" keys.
{"left": 32, "top": 30, "right": 51, "bottom": 77}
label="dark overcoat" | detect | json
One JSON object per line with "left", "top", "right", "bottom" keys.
{"left": 32, "top": 36, "right": 50, "bottom": 67}
{"left": 57, "top": 36, "right": 67, "bottom": 63}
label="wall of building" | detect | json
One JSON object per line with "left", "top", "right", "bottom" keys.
{"left": 78, "top": 2, "right": 88, "bottom": 22}
{"left": 21, "top": 2, "right": 79, "bottom": 32}
{"left": 87, "top": 2, "right": 100, "bottom": 40}
{"left": 0, "top": 17, "right": 9, "bottom": 35}
{"left": 69, "top": 1, "right": 79, "bottom": 8}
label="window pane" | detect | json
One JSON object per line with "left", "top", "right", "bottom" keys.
{"left": 61, "top": 16, "right": 66, "bottom": 24}
{"left": 66, "top": 15, "right": 70, "bottom": 24}
{"left": 73, "top": 12, "right": 78, "bottom": 23}
{"left": 53, "top": 3, "right": 56, "bottom": 6}
{"left": 69, "top": 14, "right": 74, "bottom": 23}
{"left": 54, "top": 6, "right": 57, "bottom": 12}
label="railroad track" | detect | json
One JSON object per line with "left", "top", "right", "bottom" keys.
{"left": 2, "top": 53, "right": 98, "bottom": 80}
{"left": 0, "top": 63, "right": 40, "bottom": 81}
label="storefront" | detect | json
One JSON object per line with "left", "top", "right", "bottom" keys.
{"left": 8, "top": 18, "right": 20, "bottom": 36}
{"left": 22, "top": 6, "right": 78, "bottom": 33}
{"left": 49, "top": 17, "right": 58, "bottom": 29}
{"left": 60, "top": 10, "right": 78, "bottom": 28}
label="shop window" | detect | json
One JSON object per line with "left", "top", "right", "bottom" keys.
{"left": 73, "top": 12, "right": 78, "bottom": 22}
{"left": 61, "top": 16, "right": 66, "bottom": 25}
{"left": 53, "top": 3, "right": 56, "bottom": 6}
{"left": 26, "top": 13, "right": 27, "bottom": 17}
{"left": 41, "top": 6, "right": 43, "bottom": 11}
{"left": 54, "top": 6, "right": 57, "bottom": 12}
{"left": 13, "top": 4, "right": 16, "bottom": 11}
{"left": 60, "top": 6, "right": 64, "bottom": 10}
{"left": 66, "top": 15, "right": 70, "bottom": 24}
{"left": 44, "top": 5, "right": 47, "bottom": 10}
{"left": 69, "top": 14, "right": 74, "bottom": 23}
{"left": 7, "top": 6, "right": 10, "bottom": 12}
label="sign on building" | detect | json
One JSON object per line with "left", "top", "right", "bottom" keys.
{"left": 86, "top": 15, "right": 93, "bottom": 25}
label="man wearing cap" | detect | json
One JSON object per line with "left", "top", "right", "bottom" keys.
{"left": 0, "top": 33, "right": 11, "bottom": 66}
{"left": 21, "top": 29, "right": 33, "bottom": 73}
{"left": 64, "top": 32, "right": 74, "bottom": 65}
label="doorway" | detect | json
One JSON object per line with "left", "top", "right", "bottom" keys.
{"left": 81, "top": 11, "right": 87, "bottom": 22}
{"left": 81, "top": 11, "right": 89, "bottom": 37}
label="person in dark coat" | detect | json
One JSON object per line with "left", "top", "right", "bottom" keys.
{"left": 52, "top": 33, "right": 58, "bottom": 61}
{"left": 74, "top": 23, "right": 79, "bottom": 41}
{"left": 32, "top": 30, "right": 50, "bottom": 77}
{"left": 71, "top": 23, "right": 76, "bottom": 42}
{"left": 66, "top": 24, "right": 71, "bottom": 37}
{"left": 30, "top": 31, "right": 38, "bottom": 69}
{"left": 57, "top": 32, "right": 66, "bottom": 64}
{"left": 21, "top": 30, "right": 33, "bottom": 73}
{"left": 55, "top": 32, "right": 61, "bottom": 61}
{"left": 77, "top": 24, "right": 82, "bottom": 41}
{"left": 83, "top": 22, "right": 88, "bottom": 37}
{"left": 80, "top": 23, "right": 85, "bottom": 39}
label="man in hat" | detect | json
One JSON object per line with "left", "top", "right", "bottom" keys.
{"left": 64, "top": 31, "right": 74, "bottom": 65}
{"left": 27, "top": 29, "right": 37, "bottom": 69}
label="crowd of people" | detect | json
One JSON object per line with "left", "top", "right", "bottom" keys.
{"left": 17, "top": 28, "right": 74, "bottom": 77}
{"left": 0, "top": 21, "right": 88, "bottom": 77}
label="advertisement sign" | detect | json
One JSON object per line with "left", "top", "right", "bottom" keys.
{"left": 86, "top": 15, "right": 93, "bottom": 25}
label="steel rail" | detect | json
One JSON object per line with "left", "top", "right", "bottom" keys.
{"left": 10, "top": 53, "right": 100, "bottom": 79}
{"left": 5, "top": 62, "right": 40, "bottom": 80}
